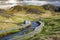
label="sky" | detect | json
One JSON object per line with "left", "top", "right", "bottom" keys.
{"left": 0, "top": 0, "right": 60, "bottom": 1}
{"left": 0, "top": 0, "right": 60, "bottom": 9}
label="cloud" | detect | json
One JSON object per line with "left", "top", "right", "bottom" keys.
{"left": 0, "top": 0, "right": 8, "bottom": 1}
{"left": 0, "top": 1, "right": 60, "bottom": 9}
{"left": 23, "top": 1, "right": 48, "bottom": 6}
{"left": 48, "top": 1, "right": 60, "bottom": 6}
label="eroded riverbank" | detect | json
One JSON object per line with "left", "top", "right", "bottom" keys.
{"left": 0, "top": 21, "right": 44, "bottom": 40}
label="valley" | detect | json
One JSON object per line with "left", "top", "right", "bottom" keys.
{"left": 0, "top": 4, "right": 60, "bottom": 40}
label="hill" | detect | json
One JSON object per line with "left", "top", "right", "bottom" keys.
{"left": 43, "top": 4, "right": 60, "bottom": 12}
{"left": 7, "top": 5, "right": 45, "bottom": 14}
{"left": 0, "top": 5, "right": 60, "bottom": 40}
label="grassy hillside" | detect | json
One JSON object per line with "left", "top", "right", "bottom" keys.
{"left": 25, "top": 5, "right": 60, "bottom": 40}
{"left": 0, "top": 5, "right": 45, "bottom": 37}
{"left": 43, "top": 4, "right": 60, "bottom": 12}
{"left": 0, "top": 5, "right": 45, "bottom": 23}
{"left": 0, "top": 5, "right": 60, "bottom": 40}
{"left": 26, "top": 18, "right": 60, "bottom": 40}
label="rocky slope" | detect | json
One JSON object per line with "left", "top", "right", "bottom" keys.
{"left": 43, "top": 4, "right": 60, "bottom": 12}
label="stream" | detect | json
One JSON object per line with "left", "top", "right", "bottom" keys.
{"left": 0, "top": 21, "right": 41, "bottom": 40}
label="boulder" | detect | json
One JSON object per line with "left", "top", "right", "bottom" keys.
{"left": 24, "top": 20, "right": 31, "bottom": 24}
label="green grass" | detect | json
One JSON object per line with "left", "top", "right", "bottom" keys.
{"left": 0, "top": 5, "right": 60, "bottom": 40}
{"left": 26, "top": 17, "right": 60, "bottom": 40}
{"left": 0, "top": 29, "right": 20, "bottom": 38}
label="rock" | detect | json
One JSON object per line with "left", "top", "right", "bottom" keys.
{"left": 24, "top": 20, "right": 31, "bottom": 24}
